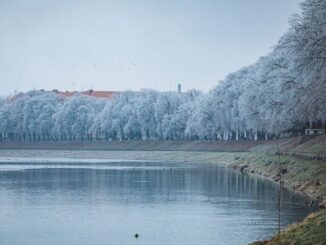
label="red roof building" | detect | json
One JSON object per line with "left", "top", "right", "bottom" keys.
{"left": 54, "top": 90, "right": 118, "bottom": 99}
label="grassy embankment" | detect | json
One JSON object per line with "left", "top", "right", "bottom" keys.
{"left": 246, "top": 135, "right": 326, "bottom": 245}
{"left": 251, "top": 211, "right": 326, "bottom": 245}
{"left": 0, "top": 135, "right": 326, "bottom": 244}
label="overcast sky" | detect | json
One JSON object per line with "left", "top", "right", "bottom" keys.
{"left": 0, "top": 0, "right": 300, "bottom": 95}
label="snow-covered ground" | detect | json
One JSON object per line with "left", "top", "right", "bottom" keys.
{"left": 0, "top": 149, "right": 236, "bottom": 171}
{"left": 0, "top": 162, "right": 181, "bottom": 171}
{"left": 0, "top": 152, "right": 191, "bottom": 171}
{"left": 0, "top": 157, "right": 157, "bottom": 171}
{"left": 0, "top": 157, "right": 150, "bottom": 164}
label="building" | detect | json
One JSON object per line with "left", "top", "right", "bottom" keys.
{"left": 305, "top": 129, "right": 326, "bottom": 135}
{"left": 53, "top": 89, "right": 118, "bottom": 99}
{"left": 11, "top": 85, "right": 183, "bottom": 101}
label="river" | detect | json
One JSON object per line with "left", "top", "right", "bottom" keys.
{"left": 0, "top": 161, "right": 315, "bottom": 245}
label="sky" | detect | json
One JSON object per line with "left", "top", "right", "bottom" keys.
{"left": 0, "top": 0, "right": 301, "bottom": 95}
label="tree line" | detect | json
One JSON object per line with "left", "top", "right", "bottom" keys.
{"left": 0, "top": 0, "right": 325, "bottom": 142}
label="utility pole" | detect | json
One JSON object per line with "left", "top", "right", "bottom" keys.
{"left": 276, "top": 137, "right": 283, "bottom": 239}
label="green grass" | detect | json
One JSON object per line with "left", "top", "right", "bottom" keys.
{"left": 229, "top": 153, "right": 326, "bottom": 201}
{"left": 252, "top": 210, "right": 326, "bottom": 245}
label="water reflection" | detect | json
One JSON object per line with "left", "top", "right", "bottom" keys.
{"left": 0, "top": 162, "right": 315, "bottom": 245}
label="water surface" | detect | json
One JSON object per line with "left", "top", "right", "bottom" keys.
{"left": 0, "top": 161, "right": 315, "bottom": 245}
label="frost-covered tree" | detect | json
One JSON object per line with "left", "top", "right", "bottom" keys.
{"left": 0, "top": 0, "right": 324, "bottom": 142}
{"left": 0, "top": 103, "right": 12, "bottom": 141}
{"left": 53, "top": 94, "right": 97, "bottom": 140}
{"left": 277, "top": 0, "right": 326, "bottom": 128}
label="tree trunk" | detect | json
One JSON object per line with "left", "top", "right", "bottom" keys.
{"left": 254, "top": 131, "right": 258, "bottom": 141}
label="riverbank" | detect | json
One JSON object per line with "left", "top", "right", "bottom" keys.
{"left": 0, "top": 135, "right": 325, "bottom": 244}
{"left": 0, "top": 140, "right": 260, "bottom": 152}
{"left": 252, "top": 210, "right": 326, "bottom": 245}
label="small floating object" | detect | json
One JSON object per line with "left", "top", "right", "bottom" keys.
{"left": 134, "top": 233, "right": 139, "bottom": 238}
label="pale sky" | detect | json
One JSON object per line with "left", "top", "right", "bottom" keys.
{"left": 0, "top": 0, "right": 300, "bottom": 95}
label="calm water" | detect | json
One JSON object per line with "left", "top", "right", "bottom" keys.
{"left": 0, "top": 161, "right": 315, "bottom": 245}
